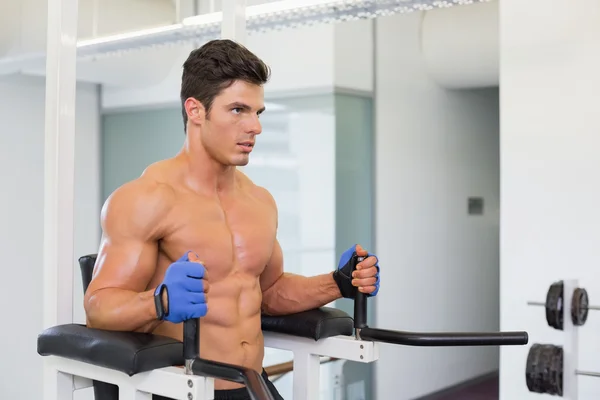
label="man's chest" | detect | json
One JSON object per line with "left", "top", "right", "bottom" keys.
{"left": 159, "top": 193, "right": 277, "bottom": 279}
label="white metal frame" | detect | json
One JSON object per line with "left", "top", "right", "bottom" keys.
{"left": 43, "top": 0, "right": 79, "bottom": 398}
{"left": 264, "top": 332, "right": 379, "bottom": 399}
{"left": 44, "top": 332, "right": 379, "bottom": 400}
{"left": 221, "top": 0, "right": 247, "bottom": 43}
{"left": 47, "top": 356, "right": 213, "bottom": 400}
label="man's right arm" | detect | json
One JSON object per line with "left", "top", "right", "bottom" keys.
{"left": 84, "top": 178, "right": 173, "bottom": 333}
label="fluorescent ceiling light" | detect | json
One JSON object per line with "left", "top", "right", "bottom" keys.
{"left": 0, "top": 0, "right": 490, "bottom": 71}
{"left": 77, "top": 0, "right": 491, "bottom": 59}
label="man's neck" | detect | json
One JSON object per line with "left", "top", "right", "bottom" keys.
{"left": 179, "top": 135, "right": 237, "bottom": 195}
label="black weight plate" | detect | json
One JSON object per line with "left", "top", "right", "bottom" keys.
{"left": 545, "top": 281, "right": 564, "bottom": 330}
{"left": 526, "top": 343, "right": 564, "bottom": 395}
{"left": 550, "top": 344, "right": 563, "bottom": 396}
{"left": 537, "top": 344, "right": 554, "bottom": 394}
{"left": 571, "top": 287, "right": 589, "bottom": 326}
{"left": 526, "top": 344, "right": 541, "bottom": 393}
{"left": 525, "top": 344, "right": 542, "bottom": 393}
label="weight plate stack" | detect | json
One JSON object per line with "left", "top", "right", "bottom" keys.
{"left": 571, "top": 287, "right": 589, "bottom": 326}
{"left": 545, "top": 281, "right": 564, "bottom": 330}
{"left": 525, "top": 343, "right": 563, "bottom": 396}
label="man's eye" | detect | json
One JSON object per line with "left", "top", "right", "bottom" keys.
{"left": 232, "top": 108, "right": 242, "bottom": 114}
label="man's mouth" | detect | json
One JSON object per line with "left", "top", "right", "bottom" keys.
{"left": 238, "top": 142, "right": 254, "bottom": 152}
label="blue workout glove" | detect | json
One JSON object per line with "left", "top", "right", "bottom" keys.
{"left": 154, "top": 252, "right": 208, "bottom": 323}
{"left": 332, "top": 244, "right": 380, "bottom": 299}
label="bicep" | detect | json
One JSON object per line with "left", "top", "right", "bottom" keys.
{"left": 86, "top": 181, "right": 169, "bottom": 296}
{"left": 260, "top": 238, "right": 284, "bottom": 293}
{"left": 88, "top": 233, "right": 157, "bottom": 295}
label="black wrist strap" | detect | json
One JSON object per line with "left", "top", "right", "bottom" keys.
{"left": 154, "top": 284, "right": 168, "bottom": 321}
{"left": 333, "top": 253, "right": 358, "bottom": 299}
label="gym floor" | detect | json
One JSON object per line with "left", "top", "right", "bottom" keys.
{"left": 421, "top": 373, "right": 498, "bottom": 400}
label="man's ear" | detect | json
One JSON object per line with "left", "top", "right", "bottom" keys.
{"left": 184, "top": 98, "right": 206, "bottom": 126}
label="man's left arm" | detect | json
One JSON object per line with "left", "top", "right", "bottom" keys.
{"left": 260, "top": 240, "right": 380, "bottom": 316}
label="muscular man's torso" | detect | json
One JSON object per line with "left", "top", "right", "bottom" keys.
{"left": 146, "top": 159, "right": 277, "bottom": 390}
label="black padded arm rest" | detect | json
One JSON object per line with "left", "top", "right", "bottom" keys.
{"left": 37, "top": 324, "right": 183, "bottom": 376}
{"left": 261, "top": 307, "right": 353, "bottom": 340}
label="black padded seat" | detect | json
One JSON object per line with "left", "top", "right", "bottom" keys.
{"left": 37, "top": 324, "right": 184, "bottom": 376}
{"left": 261, "top": 307, "right": 353, "bottom": 340}
{"left": 37, "top": 308, "right": 353, "bottom": 377}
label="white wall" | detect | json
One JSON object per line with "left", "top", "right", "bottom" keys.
{"left": 374, "top": 11, "right": 501, "bottom": 400}
{"left": 499, "top": 1, "right": 600, "bottom": 399}
{"left": 0, "top": 75, "right": 101, "bottom": 399}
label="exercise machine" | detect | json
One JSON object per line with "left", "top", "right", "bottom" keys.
{"left": 38, "top": 253, "right": 528, "bottom": 400}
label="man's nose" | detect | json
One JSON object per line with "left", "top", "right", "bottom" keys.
{"left": 247, "top": 115, "right": 262, "bottom": 135}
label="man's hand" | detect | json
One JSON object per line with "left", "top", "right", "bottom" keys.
{"left": 333, "top": 244, "right": 380, "bottom": 299}
{"left": 156, "top": 251, "right": 210, "bottom": 323}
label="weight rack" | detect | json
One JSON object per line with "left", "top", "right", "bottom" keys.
{"left": 526, "top": 280, "right": 600, "bottom": 398}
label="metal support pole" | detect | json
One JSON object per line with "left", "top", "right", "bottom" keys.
{"left": 563, "top": 280, "right": 578, "bottom": 400}
{"left": 43, "top": 0, "right": 79, "bottom": 397}
{"left": 293, "top": 352, "right": 321, "bottom": 400}
{"left": 221, "top": 0, "right": 247, "bottom": 44}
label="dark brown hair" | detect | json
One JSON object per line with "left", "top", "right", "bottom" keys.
{"left": 180, "top": 39, "right": 271, "bottom": 132}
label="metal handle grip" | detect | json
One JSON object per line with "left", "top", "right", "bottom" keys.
{"left": 353, "top": 255, "right": 368, "bottom": 330}
{"left": 184, "top": 318, "right": 200, "bottom": 373}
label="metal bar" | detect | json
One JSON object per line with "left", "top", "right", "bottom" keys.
{"left": 527, "top": 301, "right": 545, "bottom": 307}
{"left": 576, "top": 370, "right": 600, "bottom": 378}
{"left": 184, "top": 318, "right": 200, "bottom": 374}
{"left": 221, "top": 0, "right": 247, "bottom": 44}
{"left": 354, "top": 256, "right": 367, "bottom": 338}
{"left": 563, "top": 280, "right": 578, "bottom": 399}
{"left": 293, "top": 352, "right": 321, "bottom": 400}
{"left": 176, "top": 0, "right": 182, "bottom": 22}
{"left": 528, "top": 301, "right": 600, "bottom": 311}
{"left": 43, "top": 0, "right": 78, "bottom": 334}
{"left": 43, "top": 0, "right": 79, "bottom": 399}
{"left": 191, "top": 358, "right": 274, "bottom": 400}
{"left": 359, "top": 327, "right": 528, "bottom": 347}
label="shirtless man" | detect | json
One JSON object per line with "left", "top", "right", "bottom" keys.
{"left": 83, "top": 39, "right": 381, "bottom": 400}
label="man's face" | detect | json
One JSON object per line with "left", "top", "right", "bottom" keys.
{"left": 201, "top": 80, "right": 265, "bottom": 167}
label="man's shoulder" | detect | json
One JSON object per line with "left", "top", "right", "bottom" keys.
{"left": 102, "top": 170, "right": 176, "bottom": 222}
